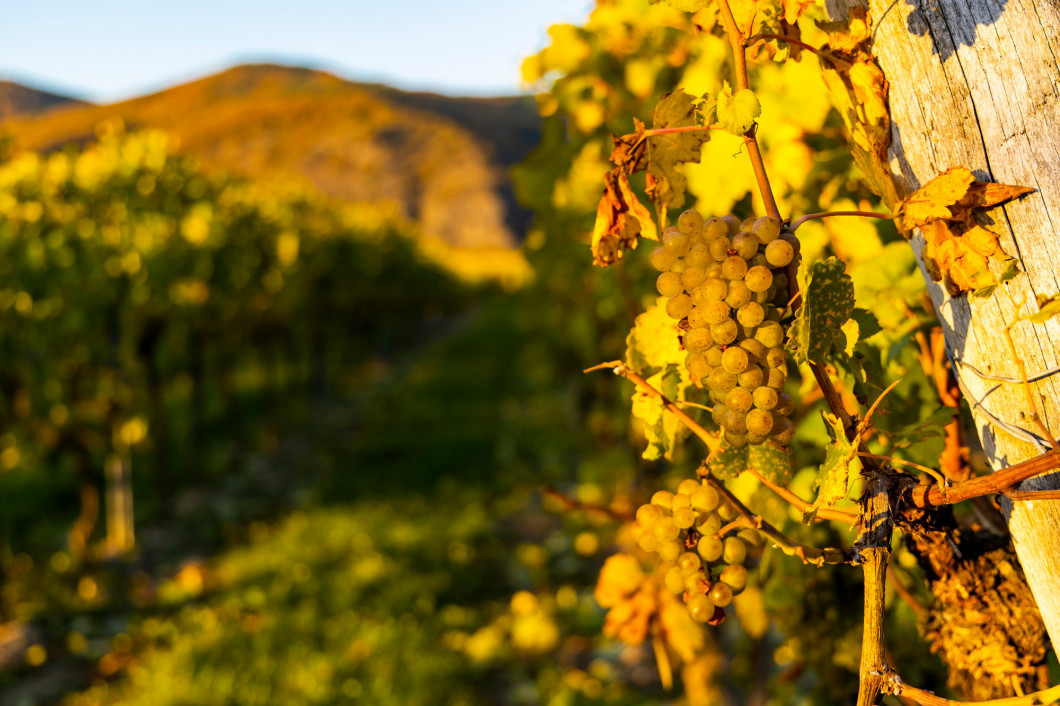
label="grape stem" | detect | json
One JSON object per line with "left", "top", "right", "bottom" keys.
{"left": 541, "top": 486, "right": 634, "bottom": 523}
{"left": 891, "top": 679, "right": 1060, "bottom": 705}
{"left": 640, "top": 125, "right": 723, "bottom": 138}
{"left": 583, "top": 361, "right": 719, "bottom": 451}
{"left": 702, "top": 472, "right": 855, "bottom": 565}
{"left": 789, "top": 210, "right": 895, "bottom": 232}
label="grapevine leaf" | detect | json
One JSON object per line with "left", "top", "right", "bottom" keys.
{"left": 609, "top": 118, "right": 647, "bottom": 173}
{"left": 727, "top": 0, "right": 760, "bottom": 35}
{"left": 804, "top": 412, "right": 860, "bottom": 523}
{"left": 851, "top": 308, "right": 882, "bottom": 340}
{"left": 787, "top": 257, "right": 856, "bottom": 365}
{"left": 748, "top": 440, "right": 794, "bottom": 485}
{"left": 716, "top": 83, "right": 761, "bottom": 135}
{"left": 625, "top": 298, "right": 684, "bottom": 372}
{"left": 957, "top": 181, "right": 1036, "bottom": 212}
{"left": 783, "top": 0, "right": 815, "bottom": 22}
{"left": 631, "top": 367, "right": 688, "bottom": 461}
{"left": 591, "top": 169, "right": 658, "bottom": 266}
{"left": 840, "top": 319, "right": 859, "bottom": 357}
{"left": 898, "top": 167, "right": 976, "bottom": 229}
{"left": 999, "top": 258, "right": 1021, "bottom": 283}
{"left": 888, "top": 407, "right": 954, "bottom": 451}
{"left": 711, "top": 439, "right": 750, "bottom": 481}
{"left": 646, "top": 90, "right": 711, "bottom": 213}
{"left": 1029, "top": 293, "right": 1060, "bottom": 324}
{"left": 655, "top": 0, "right": 712, "bottom": 10}
{"left": 693, "top": 93, "right": 717, "bottom": 126}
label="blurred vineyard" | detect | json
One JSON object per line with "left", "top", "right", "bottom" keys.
{"left": 0, "top": 0, "right": 1018, "bottom": 703}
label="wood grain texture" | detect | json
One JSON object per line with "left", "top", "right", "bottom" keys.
{"left": 868, "top": 0, "right": 1060, "bottom": 651}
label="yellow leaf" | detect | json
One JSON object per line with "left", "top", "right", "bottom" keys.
{"left": 899, "top": 166, "right": 975, "bottom": 229}
{"left": 591, "top": 170, "right": 658, "bottom": 266}
{"left": 964, "top": 225, "right": 999, "bottom": 257}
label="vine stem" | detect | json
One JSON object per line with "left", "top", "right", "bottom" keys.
{"left": 583, "top": 361, "right": 719, "bottom": 451}
{"left": 541, "top": 486, "right": 634, "bottom": 523}
{"left": 909, "top": 450, "right": 1060, "bottom": 508}
{"left": 715, "top": 0, "right": 781, "bottom": 221}
{"left": 703, "top": 474, "right": 854, "bottom": 565}
{"left": 747, "top": 469, "right": 859, "bottom": 523}
{"left": 893, "top": 681, "right": 1060, "bottom": 706}
{"left": 641, "top": 125, "right": 722, "bottom": 137}
{"left": 744, "top": 33, "right": 849, "bottom": 67}
{"left": 790, "top": 210, "right": 895, "bottom": 232}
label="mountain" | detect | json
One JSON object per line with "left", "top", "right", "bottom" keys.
{"left": 0, "top": 81, "right": 87, "bottom": 120}
{"left": 0, "top": 65, "right": 542, "bottom": 249}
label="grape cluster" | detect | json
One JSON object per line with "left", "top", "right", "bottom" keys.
{"left": 630, "top": 478, "right": 763, "bottom": 624}
{"left": 651, "top": 210, "right": 797, "bottom": 447}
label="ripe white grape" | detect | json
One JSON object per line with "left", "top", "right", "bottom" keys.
{"left": 746, "top": 408, "right": 774, "bottom": 436}
{"left": 752, "top": 216, "right": 781, "bottom": 244}
{"left": 666, "top": 293, "right": 694, "bottom": 320}
{"left": 724, "top": 281, "right": 752, "bottom": 309}
{"left": 678, "top": 209, "right": 705, "bottom": 234}
{"left": 682, "top": 267, "right": 708, "bottom": 291}
{"left": 703, "top": 217, "right": 728, "bottom": 240}
{"left": 732, "top": 232, "right": 759, "bottom": 260}
{"left": 765, "top": 239, "right": 795, "bottom": 267}
{"left": 664, "top": 229, "right": 691, "bottom": 257}
{"left": 736, "top": 301, "right": 765, "bottom": 328}
{"left": 721, "top": 346, "right": 750, "bottom": 375}
{"left": 744, "top": 265, "right": 773, "bottom": 293}
{"left": 721, "top": 255, "right": 748, "bottom": 281}
{"left": 651, "top": 247, "right": 678, "bottom": 272}
{"left": 686, "top": 243, "right": 712, "bottom": 268}
{"left": 657, "top": 271, "right": 684, "bottom": 298}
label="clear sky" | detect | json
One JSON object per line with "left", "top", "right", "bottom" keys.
{"left": 0, "top": 0, "right": 593, "bottom": 102}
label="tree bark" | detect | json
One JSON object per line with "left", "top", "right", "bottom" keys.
{"left": 866, "top": 0, "right": 1060, "bottom": 652}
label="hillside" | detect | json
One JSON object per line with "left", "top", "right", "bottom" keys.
{"left": 0, "top": 65, "right": 541, "bottom": 248}
{"left": 0, "top": 81, "right": 87, "bottom": 120}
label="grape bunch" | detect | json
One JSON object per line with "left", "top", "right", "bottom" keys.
{"left": 651, "top": 209, "right": 797, "bottom": 447}
{"left": 630, "top": 478, "right": 763, "bottom": 624}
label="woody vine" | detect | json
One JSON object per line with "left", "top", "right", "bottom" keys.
{"left": 577, "top": 0, "right": 1060, "bottom": 704}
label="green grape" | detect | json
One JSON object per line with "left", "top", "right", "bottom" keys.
{"left": 774, "top": 272, "right": 789, "bottom": 293}
{"left": 686, "top": 242, "right": 712, "bottom": 268}
{"left": 737, "top": 365, "right": 764, "bottom": 390}
{"left": 724, "top": 431, "right": 748, "bottom": 447}
{"left": 721, "top": 255, "right": 748, "bottom": 281}
{"left": 772, "top": 418, "right": 795, "bottom": 444}
{"left": 725, "top": 387, "right": 753, "bottom": 414}
{"left": 657, "top": 271, "right": 684, "bottom": 298}
{"left": 720, "top": 564, "right": 748, "bottom": 593}
{"left": 636, "top": 503, "right": 664, "bottom": 524}
{"left": 684, "top": 327, "right": 712, "bottom": 352}
{"left": 665, "top": 566, "right": 686, "bottom": 594}
{"left": 722, "top": 409, "right": 748, "bottom": 434}
{"left": 708, "top": 368, "right": 738, "bottom": 394}
{"left": 708, "top": 237, "right": 732, "bottom": 262}
{"left": 686, "top": 353, "right": 711, "bottom": 379}
{"left": 745, "top": 265, "right": 774, "bottom": 293}
{"left": 752, "top": 386, "right": 779, "bottom": 410}
{"left": 724, "top": 281, "right": 752, "bottom": 308}
{"left": 766, "top": 368, "right": 786, "bottom": 390}
{"left": 738, "top": 528, "right": 764, "bottom": 549}
{"left": 755, "top": 321, "right": 784, "bottom": 348}
{"left": 697, "top": 535, "right": 723, "bottom": 562}
{"left": 703, "top": 217, "right": 728, "bottom": 239}
{"left": 710, "top": 319, "right": 738, "bottom": 345}
{"left": 664, "top": 229, "right": 691, "bottom": 257}
{"left": 672, "top": 493, "right": 692, "bottom": 510}
{"left": 736, "top": 301, "right": 765, "bottom": 328}
{"left": 765, "top": 238, "right": 795, "bottom": 267}
{"left": 687, "top": 306, "right": 709, "bottom": 329}
{"left": 696, "top": 512, "right": 722, "bottom": 536}
{"left": 765, "top": 347, "right": 787, "bottom": 368}
{"left": 700, "top": 300, "right": 731, "bottom": 325}
{"left": 740, "top": 216, "right": 758, "bottom": 230}
{"left": 711, "top": 403, "right": 728, "bottom": 426}
{"left": 776, "top": 391, "right": 794, "bottom": 415}
{"left": 678, "top": 551, "right": 702, "bottom": 575}
{"left": 746, "top": 432, "right": 769, "bottom": 446}
{"left": 732, "top": 232, "right": 759, "bottom": 260}
{"left": 688, "top": 593, "right": 715, "bottom": 623}
{"left": 721, "top": 346, "right": 750, "bottom": 374}
{"left": 721, "top": 214, "right": 741, "bottom": 234}
{"left": 653, "top": 517, "right": 680, "bottom": 542}
{"left": 678, "top": 209, "right": 705, "bottom": 233}
{"left": 690, "top": 486, "right": 720, "bottom": 513}
{"left": 651, "top": 490, "right": 675, "bottom": 508}
{"left": 678, "top": 479, "right": 702, "bottom": 496}
{"left": 682, "top": 267, "right": 708, "bottom": 291}
{"left": 752, "top": 216, "right": 781, "bottom": 244}
{"left": 746, "top": 408, "right": 774, "bottom": 436}
{"left": 709, "top": 582, "right": 733, "bottom": 608}
{"left": 651, "top": 247, "right": 678, "bottom": 272}
{"left": 666, "top": 293, "right": 694, "bottom": 320}
{"left": 717, "top": 502, "right": 739, "bottom": 522}
{"left": 722, "top": 536, "right": 748, "bottom": 564}
{"left": 705, "top": 346, "right": 724, "bottom": 367}
{"left": 738, "top": 338, "right": 766, "bottom": 361}
{"left": 659, "top": 540, "right": 683, "bottom": 562}
{"left": 749, "top": 252, "right": 769, "bottom": 269}
{"left": 696, "top": 278, "right": 728, "bottom": 303}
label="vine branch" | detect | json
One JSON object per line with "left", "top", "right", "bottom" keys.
{"left": 748, "top": 468, "right": 859, "bottom": 523}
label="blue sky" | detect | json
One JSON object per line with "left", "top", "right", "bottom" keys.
{"left": 0, "top": 0, "right": 593, "bottom": 102}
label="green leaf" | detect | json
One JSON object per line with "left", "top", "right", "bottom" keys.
{"left": 626, "top": 298, "right": 685, "bottom": 372}
{"left": 716, "top": 83, "right": 761, "bottom": 135}
{"left": 631, "top": 365, "right": 694, "bottom": 461}
{"left": 748, "top": 440, "right": 794, "bottom": 485}
{"left": 850, "top": 308, "right": 882, "bottom": 340}
{"left": 803, "top": 412, "right": 861, "bottom": 523}
{"left": 787, "top": 257, "right": 857, "bottom": 365}
{"left": 711, "top": 439, "right": 750, "bottom": 480}
{"left": 646, "top": 90, "right": 711, "bottom": 212}
{"left": 693, "top": 94, "right": 717, "bottom": 126}
{"left": 888, "top": 407, "right": 953, "bottom": 451}
{"left": 1028, "top": 293, "right": 1060, "bottom": 324}
{"left": 999, "top": 258, "right": 1020, "bottom": 283}
{"left": 840, "top": 320, "right": 859, "bottom": 356}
